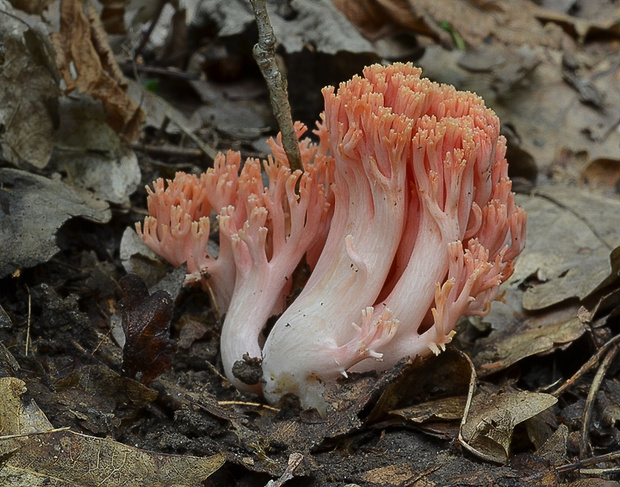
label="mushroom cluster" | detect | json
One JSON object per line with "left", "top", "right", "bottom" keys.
{"left": 137, "top": 63, "right": 526, "bottom": 413}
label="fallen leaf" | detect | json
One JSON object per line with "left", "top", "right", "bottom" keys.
{"left": 176, "top": 320, "right": 209, "bottom": 357}
{"left": 196, "top": 0, "right": 375, "bottom": 55}
{"left": 192, "top": 0, "right": 380, "bottom": 125}
{"left": 535, "top": 423, "right": 569, "bottom": 466}
{"left": 535, "top": 186, "right": 620, "bottom": 250}
{"left": 0, "top": 377, "right": 53, "bottom": 436}
{"left": 581, "top": 158, "right": 620, "bottom": 194}
{"left": 119, "top": 227, "right": 188, "bottom": 292}
{"left": 49, "top": 94, "right": 141, "bottom": 204}
{"left": 126, "top": 78, "right": 201, "bottom": 135}
{"left": 0, "top": 342, "right": 19, "bottom": 377}
{"left": 473, "top": 303, "right": 586, "bottom": 376}
{"left": 190, "top": 79, "right": 269, "bottom": 136}
{"left": 99, "top": 0, "right": 128, "bottom": 35}
{"left": 459, "top": 389, "right": 557, "bottom": 463}
{"left": 533, "top": 4, "right": 620, "bottom": 42}
{"left": 0, "top": 429, "right": 225, "bottom": 487}
{"left": 0, "top": 369, "right": 224, "bottom": 486}
{"left": 50, "top": 0, "right": 145, "bottom": 141}
{"left": 0, "top": 168, "right": 111, "bottom": 278}
{"left": 512, "top": 187, "right": 620, "bottom": 311}
{"left": 467, "top": 186, "right": 620, "bottom": 374}
{"left": 120, "top": 274, "right": 177, "bottom": 385}
{"left": 369, "top": 349, "right": 473, "bottom": 421}
{"left": 358, "top": 464, "right": 420, "bottom": 486}
{"left": 388, "top": 395, "right": 467, "bottom": 440}
{"left": 0, "top": 5, "right": 59, "bottom": 168}
{"left": 390, "top": 395, "right": 467, "bottom": 424}
{"left": 333, "top": 0, "right": 564, "bottom": 49}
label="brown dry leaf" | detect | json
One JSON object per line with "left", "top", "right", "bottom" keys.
{"left": 119, "top": 227, "right": 182, "bottom": 287}
{"left": 565, "top": 480, "right": 620, "bottom": 487}
{"left": 120, "top": 274, "right": 177, "bottom": 385}
{"left": 388, "top": 395, "right": 467, "bottom": 439}
{"left": 0, "top": 342, "right": 19, "bottom": 376}
{"left": 0, "top": 377, "right": 53, "bottom": 436}
{"left": 0, "top": 168, "right": 111, "bottom": 278}
{"left": 413, "top": 43, "right": 620, "bottom": 177}
{"left": 467, "top": 182, "right": 620, "bottom": 375}
{"left": 390, "top": 395, "right": 466, "bottom": 423}
{"left": 533, "top": 4, "right": 620, "bottom": 42}
{"left": 472, "top": 304, "right": 586, "bottom": 376}
{"left": 0, "top": 376, "right": 225, "bottom": 486}
{"left": 512, "top": 187, "right": 620, "bottom": 311}
{"left": 535, "top": 423, "right": 569, "bottom": 466}
{"left": 525, "top": 59, "right": 620, "bottom": 180}
{"left": 50, "top": 0, "right": 145, "bottom": 141}
{"left": 50, "top": 94, "right": 141, "bottom": 205}
{"left": 369, "top": 349, "right": 472, "bottom": 417}
{"left": 459, "top": 388, "right": 557, "bottom": 464}
{"left": 126, "top": 78, "right": 201, "bottom": 135}
{"left": 333, "top": 0, "right": 564, "bottom": 48}
{"left": 581, "top": 159, "right": 620, "bottom": 194}
{"left": 193, "top": 0, "right": 379, "bottom": 124}
{"left": 0, "top": 430, "right": 225, "bottom": 487}
{"left": 364, "top": 350, "right": 474, "bottom": 440}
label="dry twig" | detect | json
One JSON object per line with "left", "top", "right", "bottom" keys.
{"left": 249, "top": 0, "right": 302, "bottom": 171}
{"left": 552, "top": 334, "right": 620, "bottom": 397}
{"left": 579, "top": 343, "right": 620, "bottom": 458}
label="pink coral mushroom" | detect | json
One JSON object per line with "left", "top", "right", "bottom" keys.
{"left": 137, "top": 62, "right": 526, "bottom": 414}
{"left": 137, "top": 123, "right": 333, "bottom": 392}
{"left": 261, "top": 63, "right": 525, "bottom": 412}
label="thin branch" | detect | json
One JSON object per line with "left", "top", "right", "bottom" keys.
{"left": 556, "top": 450, "right": 620, "bottom": 474}
{"left": 579, "top": 343, "right": 620, "bottom": 458}
{"left": 551, "top": 333, "right": 620, "bottom": 398}
{"left": 249, "top": 0, "right": 302, "bottom": 171}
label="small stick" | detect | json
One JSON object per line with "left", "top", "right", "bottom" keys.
{"left": 249, "top": 0, "right": 302, "bottom": 172}
{"left": 579, "top": 343, "right": 620, "bottom": 458}
{"left": 552, "top": 334, "right": 620, "bottom": 397}
{"left": 555, "top": 449, "right": 620, "bottom": 474}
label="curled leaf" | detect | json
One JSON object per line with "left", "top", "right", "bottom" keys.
{"left": 120, "top": 274, "right": 177, "bottom": 385}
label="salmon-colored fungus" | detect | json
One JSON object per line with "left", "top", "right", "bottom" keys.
{"left": 137, "top": 123, "right": 333, "bottom": 391}
{"left": 137, "top": 63, "right": 526, "bottom": 413}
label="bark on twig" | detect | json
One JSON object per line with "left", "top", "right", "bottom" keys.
{"left": 249, "top": 0, "right": 302, "bottom": 171}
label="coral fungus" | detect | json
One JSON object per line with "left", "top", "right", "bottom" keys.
{"left": 138, "top": 63, "right": 526, "bottom": 414}
{"left": 138, "top": 123, "right": 333, "bottom": 391}
{"left": 261, "top": 64, "right": 525, "bottom": 412}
